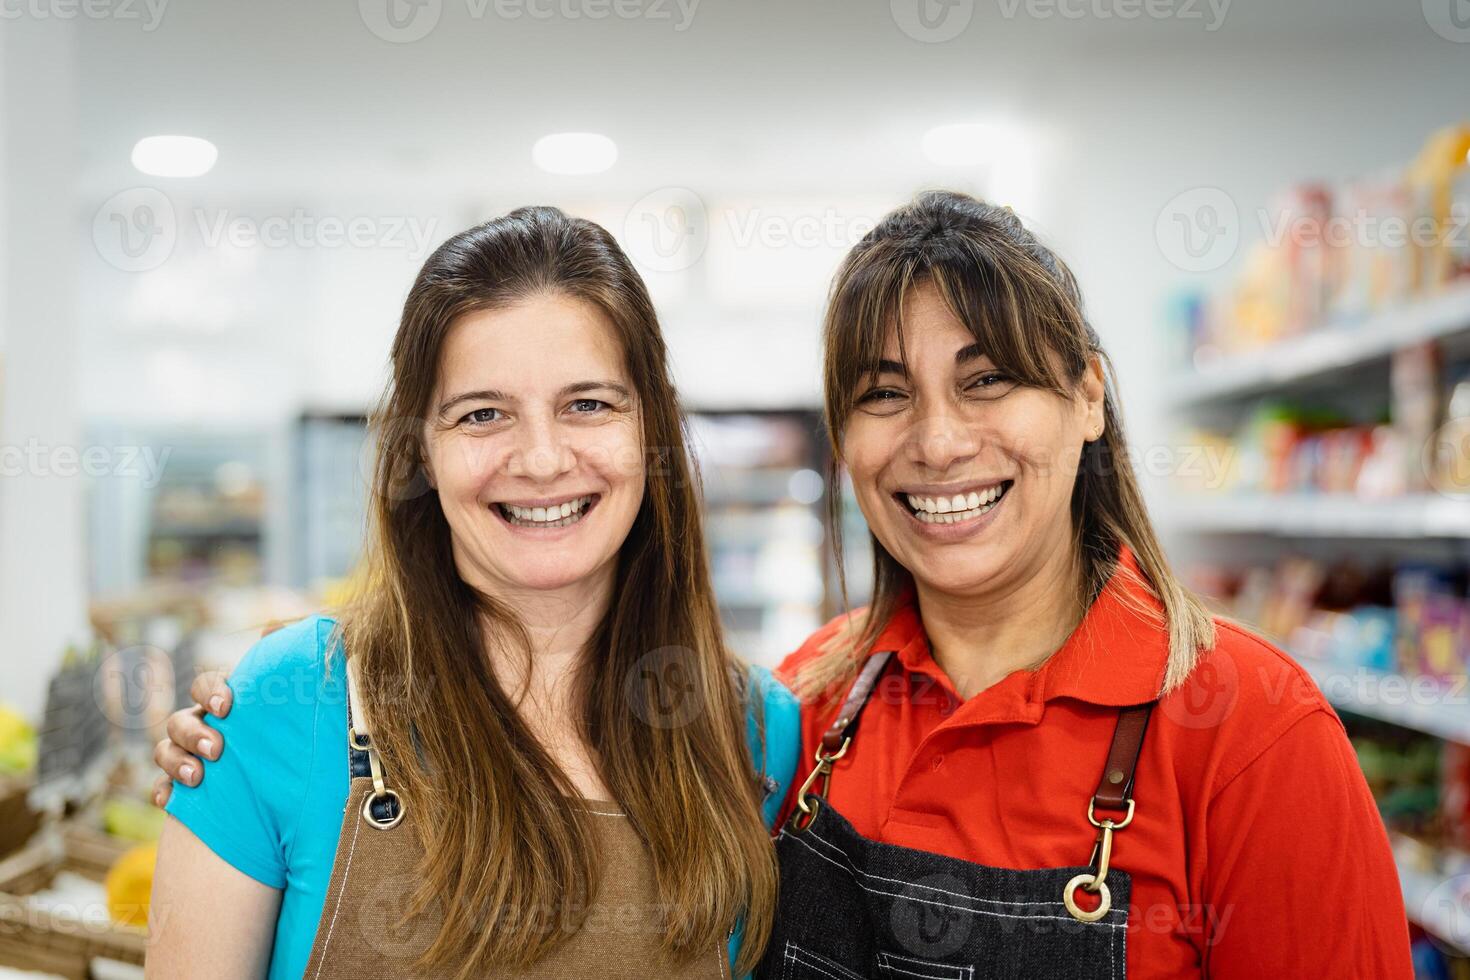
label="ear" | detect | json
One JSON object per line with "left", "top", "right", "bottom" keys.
{"left": 1080, "top": 354, "right": 1106, "bottom": 441}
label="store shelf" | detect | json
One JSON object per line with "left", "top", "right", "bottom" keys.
{"left": 1166, "top": 283, "right": 1470, "bottom": 408}
{"left": 1163, "top": 493, "right": 1470, "bottom": 539}
{"left": 1392, "top": 833, "right": 1470, "bottom": 955}
{"left": 1296, "top": 657, "right": 1470, "bottom": 745}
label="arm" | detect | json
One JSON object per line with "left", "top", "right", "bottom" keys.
{"left": 146, "top": 815, "right": 281, "bottom": 979}
{"left": 1200, "top": 708, "right": 1414, "bottom": 978}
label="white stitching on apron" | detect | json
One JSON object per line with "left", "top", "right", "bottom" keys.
{"left": 804, "top": 825, "right": 1068, "bottom": 908}
{"left": 784, "top": 831, "right": 1126, "bottom": 929}
{"left": 311, "top": 792, "right": 365, "bottom": 979}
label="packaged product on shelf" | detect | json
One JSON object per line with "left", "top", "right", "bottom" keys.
{"left": 1392, "top": 340, "right": 1445, "bottom": 494}
{"left": 1408, "top": 122, "right": 1470, "bottom": 294}
{"left": 1393, "top": 566, "right": 1470, "bottom": 686}
{"left": 1428, "top": 367, "right": 1470, "bottom": 496}
{"left": 1276, "top": 183, "right": 1337, "bottom": 331}
{"left": 1335, "top": 172, "right": 1415, "bottom": 318}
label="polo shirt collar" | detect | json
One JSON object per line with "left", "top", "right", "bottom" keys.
{"left": 880, "top": 542, "right": 1170, "bottom": 708}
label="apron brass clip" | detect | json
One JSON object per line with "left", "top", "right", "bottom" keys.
{"left": 789, "top": 737, "right": 850, "bottom": 830}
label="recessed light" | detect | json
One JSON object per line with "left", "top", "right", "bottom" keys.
{"left": 532, "top": 132, "right": 618, "bottom": 175}
{"left": 131, "top": 135, "right": 218, "bottom": 178}
{"left": 921, "top": 123, "right": 1000, "bottom": 166}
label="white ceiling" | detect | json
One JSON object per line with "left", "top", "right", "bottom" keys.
{"left": 74, "top": 0, "right": 1458, "bottom": 200}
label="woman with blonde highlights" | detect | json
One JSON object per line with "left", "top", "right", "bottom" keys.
{"left": 148, "top": 206, "right": 798, "bottom": 979}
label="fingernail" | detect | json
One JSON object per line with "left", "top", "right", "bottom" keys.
{"left": 209, "top": 696, "right": 224, "bottom": 714}
{"left": 199, "top": 738, "right": 215, "bottom": 758}
{"left": 180, "top": 764, "right": 196, "bottom": 782}
{"left": 154, "top": 792, "right": 164, "bottom": 807}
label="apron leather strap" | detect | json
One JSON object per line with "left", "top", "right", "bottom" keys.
{"left": 819, "top": 651, "right": 895, "bottom": 754}
{"left": 1091, "top": 702, "right": 1155, "bottom": 815}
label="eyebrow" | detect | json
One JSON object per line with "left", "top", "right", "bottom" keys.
{"left": 873, "top": 344, "right": 988, "bottom": 377}
{"left": 437, "top": 380, "right": 632, "bottom": 417}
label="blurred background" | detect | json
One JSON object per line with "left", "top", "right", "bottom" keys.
{"left": 1, "top": 0, "right": 1469, "bottom": 975}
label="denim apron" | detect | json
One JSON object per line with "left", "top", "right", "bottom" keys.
{"left": 301, "top": 658, "right": 728, "bottom": 979}
{"left": 757, "top": 651, "right": 1156, "bottom": 979}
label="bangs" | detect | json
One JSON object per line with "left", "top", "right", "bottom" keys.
{"left": 824, "top": 239, "right": 1090, "bottom": 428}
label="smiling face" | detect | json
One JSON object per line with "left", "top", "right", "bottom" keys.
{"left": 422, "top": 292, "right": 645, "bottom": 599}
{"left": 841, "top": 283, "right": 1106, "bottom": 601}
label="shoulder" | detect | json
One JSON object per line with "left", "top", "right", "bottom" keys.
{"left": 1157, "top": 615, "right": 1343, "bottom": 796}
{"left": 743, "top": 663, "right": 802, "bottom": 829}
{"left": 228, "top": 614, "right": 341, "bottom": 701}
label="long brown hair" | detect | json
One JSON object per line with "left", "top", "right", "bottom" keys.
{"left": 332, "top": 206, "right": 776, "bottom": 976}
{"left": 805, "top": 190, "right": 1215, "bottom": 698}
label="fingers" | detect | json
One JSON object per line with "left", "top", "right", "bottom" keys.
{"left": 165, "top": 706, "right": 222, "bottom": 762}
{"left": 189, "top": 669, "right": 233, "bottom": 718}
{"left": 153, "top": 774, "right": 173, "bottom": 809}
{"left": 153, "top": 737, "right": 202, "bottom": 788}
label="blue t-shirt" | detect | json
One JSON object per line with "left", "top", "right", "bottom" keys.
{"left": 166, "top": 614, "right": 801, "bottom": 980}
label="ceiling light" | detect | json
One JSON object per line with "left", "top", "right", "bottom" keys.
{"left": 131, "top": 135, "right": 218, "bottom": 178}
{"left": 532, "top": 132, "right": 618, "bottom": 175}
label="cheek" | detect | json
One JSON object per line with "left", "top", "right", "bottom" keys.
{"left": 430, "top": 435, "right": 503, "bottom": 499}
{"left": 579, "top": 424, "right": 646, "bottom": 496}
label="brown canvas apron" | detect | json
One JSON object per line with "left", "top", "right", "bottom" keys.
{"left": 301, "top": 659, "right": 728, "bottom": 979}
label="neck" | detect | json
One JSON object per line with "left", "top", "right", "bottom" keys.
{"left": 477, "top": 562, "right": 617, "bottom": 708}
{"left": 914, "top": 543, "right": 1087, "bottom": 700}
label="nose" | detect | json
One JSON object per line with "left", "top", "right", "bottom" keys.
{"left": 506, "top": 415, "right": 575, "bottom": 482}
{"left": 907, "top": 403, "right": 981, "bottom": 475}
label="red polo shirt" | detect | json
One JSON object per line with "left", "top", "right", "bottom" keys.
{"left": 775, "top": 545, "right": 1413, "bottom": 979}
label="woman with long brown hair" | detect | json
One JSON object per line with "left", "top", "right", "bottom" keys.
{"left": 765, "top": 191, "right": 1413, "bottom": 978}
{"left": 146, "top": 206, "right": 797, "bottom": 979}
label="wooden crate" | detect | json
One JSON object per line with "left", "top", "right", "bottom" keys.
{"left": 0, "top": 777, "right": 41, "bottom": 861}
{"left": 0, "top": 830, "right": 146, "bottom": 979}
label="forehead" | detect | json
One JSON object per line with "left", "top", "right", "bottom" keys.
{"left": 879, "top": 287, "right": 986, "bottom": 364}
{"left": 436, "top": 293, "right": 627, "bottom": 393}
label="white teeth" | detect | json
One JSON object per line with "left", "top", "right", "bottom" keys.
{"left": 903, "top": 483, "right": 1009, "bottom": 525}
{"left": 500, "top": 495, "right": 594, "bottom": 527}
